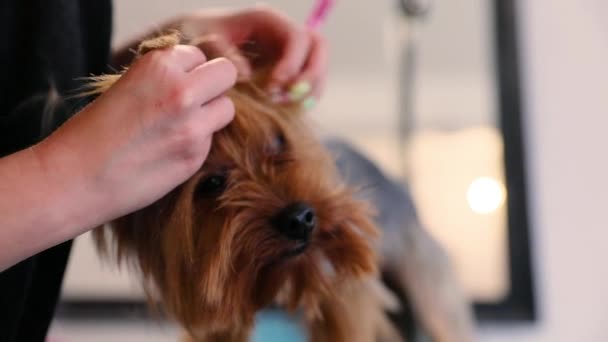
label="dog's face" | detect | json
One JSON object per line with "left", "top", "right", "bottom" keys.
{"left": 95, "top": 59, "right": 378, "bottom": 339}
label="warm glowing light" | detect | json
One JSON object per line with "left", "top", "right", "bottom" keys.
{"left": 466, "top": 177, "right": 505, "bottom": 214}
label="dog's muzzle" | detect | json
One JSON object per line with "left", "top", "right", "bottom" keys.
{"left": 272, "top": 202, "right": 316, "bottom": 242}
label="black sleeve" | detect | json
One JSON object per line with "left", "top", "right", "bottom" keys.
{"left": 0, "top": 102, "right": 43, "bottom": 156}
{"left": 0, "top": 93, "right": 74, "bottom": 157}
{"left": 0, "top": 242, "right": 73, "bottom": 342}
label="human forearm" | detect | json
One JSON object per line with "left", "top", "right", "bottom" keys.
{"left": 0, "top": 145, "right": 97, "bottom": 271}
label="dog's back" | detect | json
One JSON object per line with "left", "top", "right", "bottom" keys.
{"left": 326, "top": 139, "right": 475, "bottom": 342}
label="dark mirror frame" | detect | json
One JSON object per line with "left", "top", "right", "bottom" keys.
{"left": 473, "top": 0, "right": 536, "bottom": 322}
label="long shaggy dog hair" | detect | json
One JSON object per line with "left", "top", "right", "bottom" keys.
{"left": 91, "top": 32, "right": 402, "bottom": 342}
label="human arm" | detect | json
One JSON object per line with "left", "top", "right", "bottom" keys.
{"left": 0, "top": 45, "right": 236, "bottom": 271}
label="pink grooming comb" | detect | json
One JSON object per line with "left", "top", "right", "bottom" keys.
{"left": 306, "top": 0, "right": 335, "bottom": 30}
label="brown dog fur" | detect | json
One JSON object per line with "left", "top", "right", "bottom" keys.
{"left": 91, "top": 32, "right": 401, "bottom": 342}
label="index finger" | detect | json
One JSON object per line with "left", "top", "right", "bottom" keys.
{"left": 186, "top": 58, "right": 238, "bottom": 106}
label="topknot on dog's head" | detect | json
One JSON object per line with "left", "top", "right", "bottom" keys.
{"left": 136, "top": 29, "right": 184, "bottom": 55}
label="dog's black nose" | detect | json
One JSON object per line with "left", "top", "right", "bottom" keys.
{"left": 273, "top": 203, "right": 316, "bottom": 240}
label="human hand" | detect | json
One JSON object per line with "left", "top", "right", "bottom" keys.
{"left": 175, "top": 5, "right": 328, "bottom": 108}
{"left": 37, "top": 45, "right": 237, "bottom": 225}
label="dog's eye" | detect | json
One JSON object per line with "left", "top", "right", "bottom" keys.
{"left": 196, "top": 174, "right": 227, "bottom": 196}
{"left": 268, "top": 134, "right": 287, "bottom": 155}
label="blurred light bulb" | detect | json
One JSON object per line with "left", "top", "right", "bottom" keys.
{"left": 466, "top": 177, "right": 505, "bottom": 214}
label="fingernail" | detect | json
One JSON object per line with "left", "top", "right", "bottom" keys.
{"left": 302, "top": 96, "right": 317, "bottom": 111}
{"left": 288, "top": 81, "right": 312, "bottom": 101}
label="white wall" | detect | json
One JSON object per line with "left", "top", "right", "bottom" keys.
{"left": 478, "top": 0, "right": 608, "bottom": 341}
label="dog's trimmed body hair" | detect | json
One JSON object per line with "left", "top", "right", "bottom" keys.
{"left": 92, "top": 32, "right": 474, "bottom": 342}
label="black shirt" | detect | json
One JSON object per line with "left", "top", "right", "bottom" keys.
{"left": 0, "top": 1, "right": 112, "bottom": 340}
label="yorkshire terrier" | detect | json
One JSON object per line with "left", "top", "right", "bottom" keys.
{"left": 90, "top": 32, "right": 474, "bottom": 342}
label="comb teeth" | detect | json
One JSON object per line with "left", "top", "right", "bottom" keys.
{"left": 306, "top": 0, "right": 335, "bottom": 30}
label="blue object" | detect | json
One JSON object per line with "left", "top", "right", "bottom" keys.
{"left": 252, "top": 310, "right": 307, "bottom": 342}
